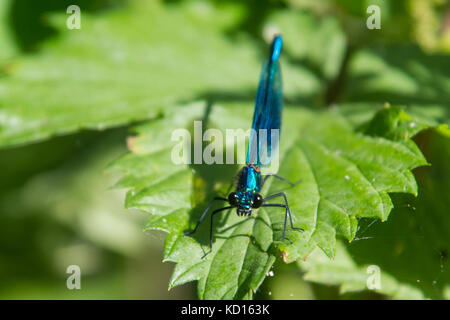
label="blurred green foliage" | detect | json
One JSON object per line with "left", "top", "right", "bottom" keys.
{"left": 0, "top": 0, "right": 449, "bottom": 299}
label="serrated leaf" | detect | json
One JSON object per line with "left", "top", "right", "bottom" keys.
{"left": 110, "top": 101, "right": 431, "bottom": 299}
{"left": 299, "top": 172, "right": 450, "bottom": 300}
{"left": 0, "top": 0, "right": 258, "bottom": 146}
{"left": 0, "top": 0, "right": 324, "bottom": 148}
{"left": 364, "top": 104, "right": 450, "bottom": 140}
{"left": 298, "top": 121, "right": 450, "bottom": 300}
{"left": 335, "top": 103, "right": 449, "bottom": 132}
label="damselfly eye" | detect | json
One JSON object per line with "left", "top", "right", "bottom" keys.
{"left": 252, "top": 193, "right": 263, "bottom": 208}
{"left": 228, "top": 192, "right": 239, "bottom": 206}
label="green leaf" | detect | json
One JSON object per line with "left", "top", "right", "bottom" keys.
{"left": 342, "top": 45, "right": 450, "bottom": 124}
{"left": 363, "top": 104, "right": 450, "bottom": 140}
{"left": 110, "top": 101, "right": 430, "bottom": 299}
{"left": 0, "top": 0, "right": 324, "bottom": 148}
{"left": 298, "top": 119, "right": 450, "bottom": 300}
{"left": 0, "top": 0, "right": 17, "bottom": 62}
{"left": 0, "top": 1, "right": 254, "bottom": 147}
{"left": 298, "top": 241, "right": 426, "bottom": 299}
{"left": 335, "top": 103, "right": 449, "bottom": 132}
{"left": 299, "top": 171, "right": 450, "bottom": 300}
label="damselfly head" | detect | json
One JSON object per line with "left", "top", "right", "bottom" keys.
{"left": 228, "top": 192, "right": 263, "bottom": 217}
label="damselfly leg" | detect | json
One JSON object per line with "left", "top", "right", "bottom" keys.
{"left": 203, "top": 206, "right": 232, "bottom": 258}
{"left": 185, "top": 196, "right": 227, "bottom": 236}
{"left": 184, "top": 197, "right": 231, "bottom": 258}
{"left": 262, "top": 192, "right": 303, "bottom": 244}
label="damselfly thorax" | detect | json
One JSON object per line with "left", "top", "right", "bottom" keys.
{"left": 228, "top": 163, "right": 263, "bottom": 216}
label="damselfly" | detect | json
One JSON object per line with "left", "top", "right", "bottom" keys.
{"left": 185, "top": 35, "right": 303, "bottom": 257}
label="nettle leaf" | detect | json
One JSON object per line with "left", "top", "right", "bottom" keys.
{"left": 0, "top": 0, "right": 323, "bottom": 148}
{"left": 110, "top": 101, "right": 430, "bottom": 299}
{"left": 0, "top": 0, "right": 258, "bottom": 147}
{"left": 363, "top": 104, "right": 450, "bottom": 139}
{"left": 335, "top": 103, "right": 449, "bottom": 132}
{"left": 299, "top": 131, "right": 450, "bottom": 300}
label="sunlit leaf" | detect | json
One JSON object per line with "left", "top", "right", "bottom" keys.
{"left": 110, "top": 101, "right": 431, "bottom": 299}
{"left": 0, "top": 0, "right": 324, "bottom": 148}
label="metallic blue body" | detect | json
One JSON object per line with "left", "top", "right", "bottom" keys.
{"left": 236, "top": 35, "right": 283, "bottom": 215}
{"left": 235, "top": 165, "right": 261, "bottom": 214}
